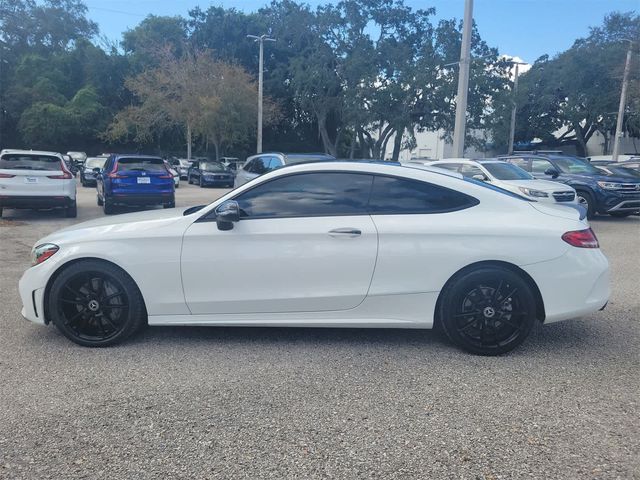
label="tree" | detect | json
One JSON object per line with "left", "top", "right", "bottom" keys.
{"left": 505, "top": 12, "right": 640, "bottom": 156}
{"left": 106, "top": 48, "right": 263, "bottom": 159}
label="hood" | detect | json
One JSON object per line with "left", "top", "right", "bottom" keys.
{"left": 560, "top": 171, "right": 640, "bottom": 184}
{"left": 40, "top": 207, "right": 194, "bottom": 245}
{"left": 503, "top": 179, "right": 574, "bottom": 192}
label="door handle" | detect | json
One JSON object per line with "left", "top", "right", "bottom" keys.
{"left": 328, "top": 228, "right": 362, "bottom": 237}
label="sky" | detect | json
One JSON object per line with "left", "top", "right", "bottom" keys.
{"left": 85, "top": 0, "right": 639, "bottom": 64}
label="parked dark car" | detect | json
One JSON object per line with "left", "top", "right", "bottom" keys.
{"left": 96, "top": 154, "right": 175, "bottom": 214}
{"left": 499, "top": 151, "right": 640, "bottom": 218}
{"left": 80, "top": 156, "right": 108, "bottom": 187}
{"left": 62, "top": 154, "right": 79, "bottom": 176}
{"left": 187, "top": 160, "right": 234, "bottom": 188}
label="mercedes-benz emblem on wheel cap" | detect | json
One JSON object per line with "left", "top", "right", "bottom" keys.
{"left": 87, "top": 300, "right": 100, "bottom": 312}
{"left": 483, "top": 306, "right": 496, "bottom": 318}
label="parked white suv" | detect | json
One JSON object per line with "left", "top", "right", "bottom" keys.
{"left": 0, "top": 149, "right": 77, "bottom": 218}
{"left": 415, "top": 159, "right": 578, "bottom": 205}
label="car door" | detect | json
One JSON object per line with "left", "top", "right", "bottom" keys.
{"left": 181, "top": 172, "right": 378, "bottom": 314}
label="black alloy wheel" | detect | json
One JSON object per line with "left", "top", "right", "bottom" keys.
{"left": 48, "top": 261, "right": 146, "bottom": 347}
{"left": 439, "top": 267, "right": 536, "bottom": 355}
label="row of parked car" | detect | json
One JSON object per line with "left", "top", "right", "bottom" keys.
{"left": 1, "top": 148, "right": 639, "bottom": 219}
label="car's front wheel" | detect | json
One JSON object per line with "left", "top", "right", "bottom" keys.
{"left": 48, "top": 260, "right": 146, "bottom": 347}
{"left": 438, "top": 266, "right": 537, "bottom": 355}
{"left": 576, "top": 190, "right": 595, "bottom": 219}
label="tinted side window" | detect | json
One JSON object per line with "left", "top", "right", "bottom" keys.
{"left": 243, "top": 159, "right": 255, "bottom": 172}
{"left": 508, "top": 157, "right": 530, "bottom": 171}
{"left": 531, "top": 158, "right": 554, "bottom": 174}
{"left": 459, "top": 164, "right": 485, "bottom": 178}
{"left": 252, "top": 157, "right": 269, "bottom": 175}
{"left": 234, "top": 173, "right": 373, "bottom": 218}
{"left": 368, "top": 176, "right": 478, "bottom": 214}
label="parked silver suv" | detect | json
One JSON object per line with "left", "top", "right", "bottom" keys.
{"left": 234, "top": 153, "right": 335, "bottom": 187}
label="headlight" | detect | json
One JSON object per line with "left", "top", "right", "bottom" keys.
{"left": 597, "top": 181, "right": 625, "bottom": 190}
{"left": 518, "top": 187, "right": 549, "bottom": 198}
{"left": 31, "top": 244, "right": 59, "bottom": 266}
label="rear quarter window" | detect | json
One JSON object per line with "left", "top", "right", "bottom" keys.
{"left": 368, "top": 176, "right": 478, "bottom": 214}
{"left": 0, "top": 154, "right": 62, "bottom": 171}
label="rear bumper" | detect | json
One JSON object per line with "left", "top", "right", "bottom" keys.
{"left": 0, "top": 195, "right": 73, "bottom": 209}
{"left": 521, "top": 248, "right": 610, "bottom": 324}
{"left": 107, "top": 193, "right": 174, "bottom": 206}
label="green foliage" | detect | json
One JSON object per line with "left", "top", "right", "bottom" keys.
{"left": 495, "top": 12, "right": 640, "bottom": 155}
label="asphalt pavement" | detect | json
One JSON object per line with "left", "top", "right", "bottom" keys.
{"left": 0, "top": 180, "right": 638, "bottom": 479}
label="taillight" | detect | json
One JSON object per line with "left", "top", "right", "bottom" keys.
{"left": 158, "top": 174, "right": 173, "bottom": 179}
{"left": 108, "top": 172, "right": 126, "bottom": 178}
{"left": 47, "top": 172, "right": 73, "bottom": 179}
{"left": 0, "top": 173, "right": 16, "bottom": 178}
{"left": 561, "top": 228, "right": 599, "bottom": 248}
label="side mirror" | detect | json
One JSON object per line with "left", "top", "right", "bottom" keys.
{"left": 544, "top": 168, "right": 560, "bottom": 179}
{"left": 215, "top": 200, "right": 240, "bottom": 231}
{"left": 472, "top": 174, "right": 487, "bottom": 181}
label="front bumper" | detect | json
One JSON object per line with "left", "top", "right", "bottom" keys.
{"left": 19, "top": 265, "right": 49, "bottom": 325}
{"left": 201, "top": 176, "right": 234, "bottom": 187}
{"left": 0, "top": 195, "right": 73, "bottom": 209}
{"left": 522, "top": 247, "right": 610, "bottom": 324}
{"left": 596, "top": 190, "right": 640, "bottom": 213}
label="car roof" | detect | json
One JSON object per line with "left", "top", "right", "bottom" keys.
{"left": 1, "top": 149, "right": 62, "bottom": 157}
{"left": 113, "top": 154, "right": 163, "bottom": 159}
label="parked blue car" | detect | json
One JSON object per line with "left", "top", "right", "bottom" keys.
{"left": 499, "top": 151, "right": 640, "bottom": 218}
{"left": 96, "top": 154, "right": 175, "bottom": 214}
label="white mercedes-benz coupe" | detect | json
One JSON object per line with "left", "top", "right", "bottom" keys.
{"left": 18, "top": 162, "right": 610, "bottom": 355}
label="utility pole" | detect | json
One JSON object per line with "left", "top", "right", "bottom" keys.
{"left": 451, "top": 0, "right": 473, "bottom": 158}
{"left": 507, "top": 61, "right": 527, "bottom": 154}
{"left": 247, "top": 34, "right": 276, "bottom": 154}
{"left": 612, "top": 40, "right": 634, "bottom": 162}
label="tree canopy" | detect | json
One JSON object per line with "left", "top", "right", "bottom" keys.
{"left": 1, "top": 0, "right": 637, "bottom": 159}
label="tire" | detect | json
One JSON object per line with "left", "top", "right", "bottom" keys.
{"left": 198, "top": 176, "right": 204, "bottom": 188}
{"left": 65, "top": 201, "right": 77, "bottom": 218}
{"left": 188, "top": 176, "right": 193, "bottom": 185}
{"left": 103, "top": 199, "right": 115, "bottom": 215}
{"left": 609, "top": 212, "right": 633, "bottom": 218}
{"left": 0, "top": 208, "right": 3, "bottom": 218}
{"left": 438, "top": 266, "right": 537, "bottom": 356}
{"left": 175, "top": 182, "right": 179, "bottom": 189}
{"left": 576, "top": 190, "right": 595, "bottom": 219}
{"left": 81, "top": 180, "right": 86, "bottom": 187}
{"left": 48, "top": 260, "right": 146, "bottom": 347}
{"left": 97, "top": 195, "right": 103, "bottom": 206}
{"left": 163, "top": 199, "right": 175, "bottom": 208}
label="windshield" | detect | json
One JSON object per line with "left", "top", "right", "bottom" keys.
{"left": 85, "top": 157, "right": 107, "bottom": 168}
{"left": 0, "top": 154, "right": 62, "bottom": 171}
{"left": 116, "top": 157, "right": 165, "bottom": 171}
{"left": 483, "top": 162, "right": 533, "bottom": 180}
{"left": 550, "top": 156, "right": 601, "bottom": 174}
{"left": 201, "top": 162, "right": 226, "bottom": 172}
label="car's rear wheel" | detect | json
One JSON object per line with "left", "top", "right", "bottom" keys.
{"left": 103, "top": 199, "right": 115, "bottom": 214}
{"left": 188, "top": 176, "right": 193, "bottom": 185}
{"left": 65, "top": 201, "right": 77, "bottom": 218}
{"left": 439, "top": 266, "right": 536, "bottom": 355}
{"left": 198, "top": 176, "right": 203, "bottom": 187}
{"left": 0, "top": 208, "right": 3, "bottom": 218}
{"left": 576, "top": 190, "right": 595, "bottom": 219}
{"left": 48, "top": 260, "right": 146, "bottom": 347}
{"left": 97, "top": 194, "right": 103, "bottom": 206}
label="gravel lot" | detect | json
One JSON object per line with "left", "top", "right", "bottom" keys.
{"left": 0, "top": 180, "right": 638, "bottom": 479}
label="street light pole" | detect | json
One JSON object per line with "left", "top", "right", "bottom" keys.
{"left": 507, "top": 61, "right": 527, "bottom": 154}
{"left": 247, "top": 34, "right": 276, "bottom": 154}
{"left": 612, "top": 40, "right": 634, "bottom": 162}
{"left": 451, "top": 0, "right": 473, "bottom": 158}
